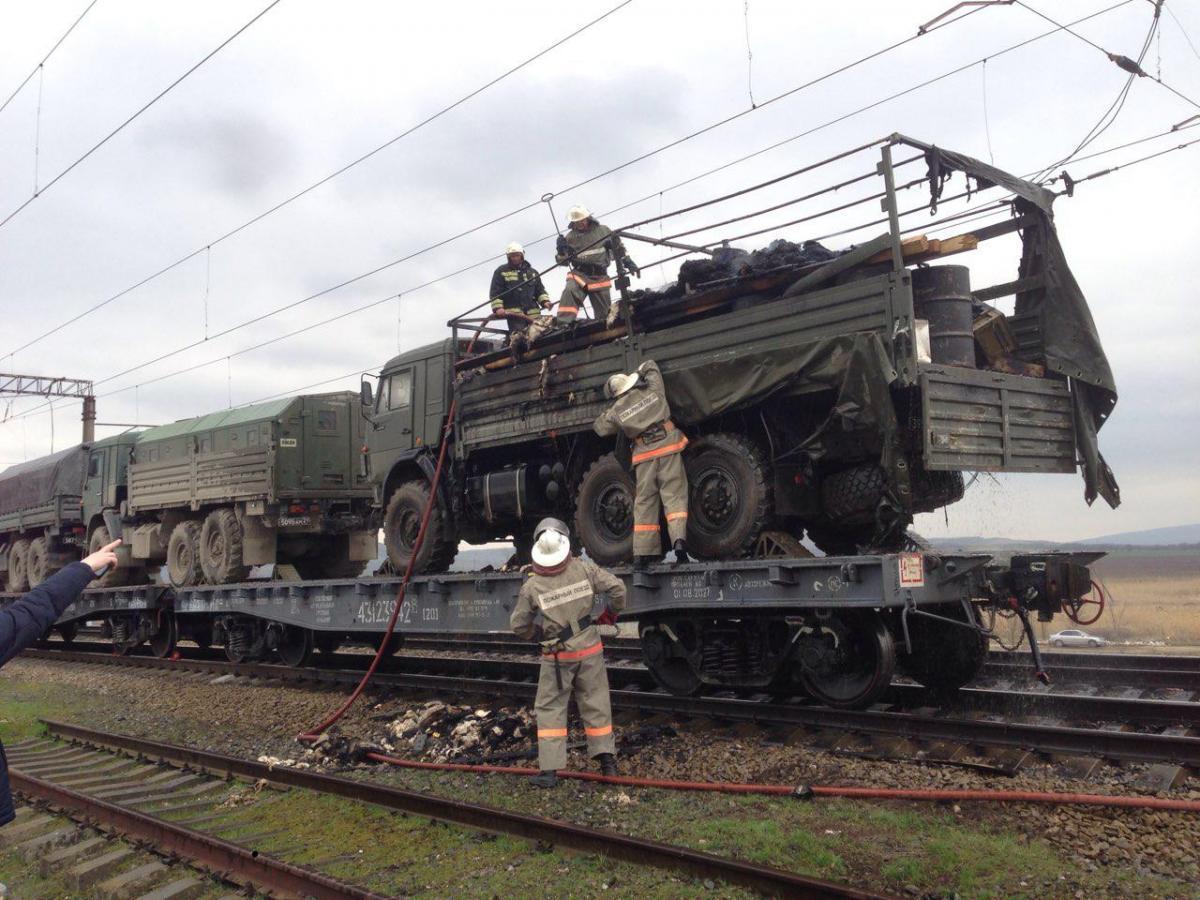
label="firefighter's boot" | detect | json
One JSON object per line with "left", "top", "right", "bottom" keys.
{"left": 596, "top": 753, "right": 618, "bottom": 776}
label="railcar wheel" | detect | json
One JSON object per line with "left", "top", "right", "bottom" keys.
{"left": 200, "top": 508, "right": 250, "bottom": 585}
{"left": 383, "top": 480, "right": 458, "bottom": 575}
{"left": 57, "top": 622, "right": 78, "bottom": 645}
{"left": 640, "top": 621, "right": 703, "bottom": 696}
{"left": 27, "top": 536, "right": 53, "bottom": 587}
{"left": 89, "top": 525, "right": 131, "bottom": 587}
{"left": 796, "top": 612, "right": 895, "bottom": 709}
{"left": 167, "top": 521, "right": 204, "bottom": 587}
{"left": 149, "top": 611, "right": 178, "bottom": 659}
{"left": 109, "top": 615, "right": 141, "bottom": 656}
{"left": 6, "top": 539, "right": 31, "bottom": 593}
{"left": 574, "top": 453, "right": 636, "bottom": 565}
{"left": 277, "top": 626, "right": 314, "bottom": 667}
{"left": 376, "top": 633, "right": 404, "bottom": 656}
{"left": 898, "top": 603, "right": 987, "bottom": 692}
{"left": 683, "top": 433, "right": 772, "bottom": 559}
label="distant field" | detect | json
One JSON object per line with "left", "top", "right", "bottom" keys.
{"left": 1051, "top": 549, "right": 1200, "bottom": 645}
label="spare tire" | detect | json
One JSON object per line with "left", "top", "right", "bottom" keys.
{"left": 575, "top": 453, "right": 636, "bottom": 565}
{"left": 684, "top": 433, "right": 772, "bottom": 559}
{"left": 820, "top": 464, "right": 887, "bottom": 524}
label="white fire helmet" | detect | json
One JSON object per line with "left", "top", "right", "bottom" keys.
{"left": 531, "top": 517, "right": 571, "bottom": 567}
{"left": 505, "top": 241, "right": 524, "bottom": 256}
{"left": 606, "top": 372, "right": 638, "bottom": 399}
{"left": 567, "top": 205, "right": 591, "bottom": 223}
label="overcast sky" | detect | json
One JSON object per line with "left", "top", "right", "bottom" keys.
{"left": 1, "top": 0, "right": 1197, "bottom": 542}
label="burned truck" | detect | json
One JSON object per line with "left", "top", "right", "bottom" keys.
{"left": 121, "top": 392, "right": 376, "bottom": 586}
{"left": 366, "top": 135, "right": 1118, "bottom": 575}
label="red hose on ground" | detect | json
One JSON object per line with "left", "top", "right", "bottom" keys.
{"left": 299, "top": 328, "right": 488, "bottom": 739}
{"left": 364, "top": 752, "right": 1200, "bottom": 812}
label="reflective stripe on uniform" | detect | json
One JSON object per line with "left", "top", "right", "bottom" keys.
{"left": 666, "top": 511, "right": 688, "bottom": 521}
{"left": 633, "top": 523, "right": 660, "bottom": 532}
{"left": 558, "top": 306, "right": 579, "bottom": 314}
{"left": 542, "top": 641, "right": 603, "bottom": 661}
{"left": 537, "top": 727, "right": 568, "bottom": 738}
{"left": 587, "top": 280, "right": 612, "bottom": 291}
{"left": 585, "top": 724, "right": 612, "bottom": 737}
{"left": 632, "top": 436, "right": 690, "bottom": 465}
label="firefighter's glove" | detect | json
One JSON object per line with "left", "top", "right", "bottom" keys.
{"left": 596, "top": 606, "right": 617, "bottom": 626}
{"left": 623, "top": 256, "right": 641, "bottom": 278}
{"left": 555, "top": 235, "right": 570, "bottom": 256}
{"left": 540, "top": 636, "right": 564, "bottom": 654}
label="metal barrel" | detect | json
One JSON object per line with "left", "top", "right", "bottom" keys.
{"left": 912, "top": 265, "right": 975, "bottom": 368}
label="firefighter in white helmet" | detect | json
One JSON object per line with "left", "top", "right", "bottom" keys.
{"left": 489, "top": 241, "right": 552, "bottom": 353}
{"left": 555, "top": 206, "right": 639, "bottom": 328}
{"left": 510, "top": 517, "right": 626, "bottom": 787}
{"left": 594, "top": 359, "right": 690, "bottom": 569}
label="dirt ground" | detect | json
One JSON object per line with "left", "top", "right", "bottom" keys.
{"left": 1, "top": 656, "right": 1197, "bottom": 897}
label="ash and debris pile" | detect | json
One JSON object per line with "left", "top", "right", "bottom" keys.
{"left": 637, "top": 238, "right": 841, "bottom": 303}
{"left": 293, "top": 699, "right": 676, "bottom": 770}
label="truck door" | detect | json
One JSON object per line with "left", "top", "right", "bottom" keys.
{"left": 83, "top": 449, "right": 105, "bottom": 522}
{"left": 370, "top": 365, "right": 418, "bottom": 465}
{"left": 302, "top": 397, "right": 351, "bottom": 491}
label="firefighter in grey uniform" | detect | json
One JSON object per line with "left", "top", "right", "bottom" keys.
{"left": 594, "top": 359, "right": 690, "bottom": 568}
{"left": 555, "top": 205, "right": 639, "bottom": 327}
{"left": 510, "top": 518, "right": 626, "bottom": 787}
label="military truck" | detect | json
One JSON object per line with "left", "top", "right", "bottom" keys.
{"left": 365, "top": 136, "right": 1118, "bottom": 573}
{"left": 0, "top": 434, "right": 140, "bottom": 592}
{"left": 121, "top": 392, "right": 376, "bottom": 586}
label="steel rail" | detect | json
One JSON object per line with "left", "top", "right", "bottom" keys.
{"left": 21, "top": 649, "right": 1200, "bottom": 766}
{"left": 36, "top": 720, "right": 879, "bottom": 900}
{"left": 8, "top": 768, "right": 385, "bottom": 899}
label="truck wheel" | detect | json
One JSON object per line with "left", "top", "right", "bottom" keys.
{"left": 27, "top": 536, "right": 53, "bottom": 587}
{"left": 6, "top": 539, "right": 30, "bottom": 593}
{"left": 684, "top": 433, "right": 772, "bottom": 559}
{"left": 820, "top": 464, "right": 887, "bottom": 524}
{"left": 383, "top": 480, "right": 458, "bottom": 574}
{"left": 899, "top": 603, "right": 987, "bottom": 692}
{"left": 200, "top": 508, "right": 250, "bottom": 585}
{"left": 574, "top": 454, "right": 635, "bottom": 565}
{"left": 89, "top": 525, "right": 130, "bottom": 588}
{"left": 167, "top": 521, "right": 204, "bottom": 587}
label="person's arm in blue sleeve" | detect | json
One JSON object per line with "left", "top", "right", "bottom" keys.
{"left": 0, "top": 539, "right": 119, "bottom": 667}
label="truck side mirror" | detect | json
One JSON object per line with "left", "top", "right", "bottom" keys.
{"left": 360, "top": 380, "right": 374, "bottom": 408}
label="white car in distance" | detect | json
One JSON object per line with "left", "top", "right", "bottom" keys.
{"left": 1048, "top": 629, "right": 1106, "bottom": 648}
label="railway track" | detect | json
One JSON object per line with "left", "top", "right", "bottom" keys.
{"left": 9, "top": 720, "right": 874, "bottom": 899}
{"left": 21, "top": 645, "right": 1200, "bottom": 769}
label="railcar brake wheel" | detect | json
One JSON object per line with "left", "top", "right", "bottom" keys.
{"left": 149, "top": 611, "right": 178, "bottom": 659}
{"left": 277, "top": 626, "right": 314, "bottom": 667}
{"left": 1064, "top": 580, "right": 1106, "bottom": 626}
{"left": 6, "top": 538, "right": 31, "bottom": 593}
{"left": 640, "top": 621, "right": 703, "bottom": 697}
{"left": 796, "top": 612, "right": 895, "bottom": 709}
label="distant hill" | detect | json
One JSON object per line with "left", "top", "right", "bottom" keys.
{"left": 1074, "top": 523, "right": 1200, "bottom": 547}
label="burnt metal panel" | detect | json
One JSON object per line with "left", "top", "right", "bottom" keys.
{"left": 920, "top": 365, "right": 1076, "bottom": 473}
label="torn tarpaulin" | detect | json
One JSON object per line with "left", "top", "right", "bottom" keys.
{"left": 923, "top": 145, "right": 1119, "bottom": 508}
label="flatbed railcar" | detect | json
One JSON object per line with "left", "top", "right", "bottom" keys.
{"left": 3, "top": 547, "right": 1098, "bottom": 708}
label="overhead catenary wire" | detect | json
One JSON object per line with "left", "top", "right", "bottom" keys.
{"left": 0, "top": 0, "right": 101, "bottom": 118}
{"left": 1, "top": 0, "right": 989, "bottom": 363}
{"left": 6, "top": 0, "right": 1131, "bottom": 410}
{"left": 0, "top": 0, "right": 286, "bottom": 231}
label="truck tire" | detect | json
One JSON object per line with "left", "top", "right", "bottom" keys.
{"left": 6, "top": 539, "right": 30, "bottom": 593}
{"left": 383, "top": 480, "right": 458, "bottom": 574}
{"left": 27, "top": 536, "right": 53, "bottom": 587}
{"left": 684, "top": 433, "right": 772, "bottom": 559}
{"left": 167, "top": 521, "right": 204, "bottom": 587}
{"left": 200, "top": 508, "right": 250, "bottom": 585}
{"left": 89, "top": 525, "right": 130, "bottom": 588}
{"left": 820, "top": 464, "right": 887, "bottom": 524}
{"left": 575, "top": 453, "right": 636, "bottom": 565}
